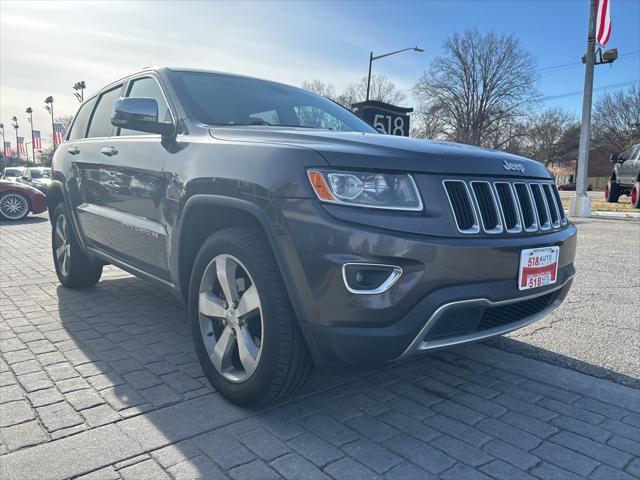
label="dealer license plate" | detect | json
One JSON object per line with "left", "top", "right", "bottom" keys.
{"left": 518, "top": 246, "right": 559, "bottom": 291}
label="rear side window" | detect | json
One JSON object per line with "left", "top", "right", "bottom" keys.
{"left": 119, "top": 77, "right": 171, "bottom": 136}
{"left": 87, "top": 85, "right": 123, "bottom": 138}
{"left": 68, "top": 97, "right": 97, "bottom": 141}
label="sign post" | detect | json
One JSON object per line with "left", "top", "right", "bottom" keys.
{"left": 352, "top": 101, "right": 413, "bottom": 137}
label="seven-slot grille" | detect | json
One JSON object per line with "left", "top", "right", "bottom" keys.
{"left": 444, "top": 180, "right": 567, "bottom": 234}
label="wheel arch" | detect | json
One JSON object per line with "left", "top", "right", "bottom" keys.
{"left": 176, "top": 194, "right": 309, "bottom": 325}
{"left": 47, "top": 181, "right": 65, "bottom": 222}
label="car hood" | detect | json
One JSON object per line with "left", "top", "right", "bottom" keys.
{"left": 210, "top": 127, "right": 552, "bottom": 179}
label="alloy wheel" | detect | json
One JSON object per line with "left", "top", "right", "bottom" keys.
{"left": 198, "top": 254, "right": 263, "bottom": 383}
{"left": 54, "top": 214, "right": 71, "bottom": 277}
{"left": 0, "top": 193, "right": 28, "bottom": 220}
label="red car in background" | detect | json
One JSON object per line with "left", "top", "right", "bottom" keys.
{"left": 0, "top": 179, "right": 47, "bottom": 221}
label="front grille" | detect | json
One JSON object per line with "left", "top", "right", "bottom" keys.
{"left": 444, "top": 181, "right": 479, "bottom": 233}
{"left": 471, "top": 182, "right": 501, "bottom": 233}
{"left": 424, "top": 290, "right": 560, "bottom": 341}
{"left": 530, "top": 184, "right": 551, "bottom": 230}
{"left": 444, "top": 180, "right": 566, "bottom": 235}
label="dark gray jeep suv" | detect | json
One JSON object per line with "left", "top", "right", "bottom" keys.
{"left": 49, "top": 68, "right": 577, "bottom": 406}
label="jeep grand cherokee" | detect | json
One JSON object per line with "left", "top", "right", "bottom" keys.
{"left": 49, "top": 68, "right": 577, "bottom": 406}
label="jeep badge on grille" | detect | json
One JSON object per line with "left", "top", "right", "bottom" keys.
{"left": 503, "top": 160, "right": 525, "bottom": 173}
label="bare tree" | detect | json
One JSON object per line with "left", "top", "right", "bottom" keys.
{"left": 413, "top": 29, "right": 538, "bottom": 147}
{"left": 592, "top": 85, "right": 640, "bottom": 150}
{"left": 302, "top": 80, "right": 337, "bottom": 100}
{"left": 523, "top": 108, "right": 577, "bottom": 166}
{"left": 56, "top": 115, "right": 74, "bottom": 132}
{"left": 304, "top": 75, "right": 406, "bottom": 110}
{"left": 336, "top": 75, "right": 406, "bottom": 108}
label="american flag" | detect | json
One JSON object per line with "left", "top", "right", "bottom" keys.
{"left": 32, "top": 130, "right": 42, "bottom": 150}
{"left": 17, "top": 137, "right": 25, "bottom": 155}
{"left": 53, "top": 123, "right": 65, "bottom": 145}
{"left": 3, "top": 142, "right": 11, "bottom": 157}
{"left": 596, "top": 0, "right": 612, "bottom": 46}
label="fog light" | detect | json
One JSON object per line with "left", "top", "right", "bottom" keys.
{"left": 342, "top": 263, "right": 402, "bottom": 295}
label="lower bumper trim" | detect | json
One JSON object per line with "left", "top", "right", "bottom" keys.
{"left": 395, "top": 275, "right": 574, "bottom": 360}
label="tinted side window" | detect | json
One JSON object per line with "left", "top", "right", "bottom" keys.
{"left": 119, "top": 77, "right": 171, "bottom": 136}
{"left": 68, "top": 97, "right": 97, "bottom": 141}
{"left": 87, "top": 86, "right": 122, "bottom": 138}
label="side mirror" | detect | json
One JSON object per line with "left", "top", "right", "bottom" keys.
{"left": 610, "top": 154, "right": 619, "bottom": 163}
{"left": 111, "top": 98, "right": 174, "bottom": 137}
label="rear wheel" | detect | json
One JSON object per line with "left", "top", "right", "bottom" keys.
{"left": 189, "top": 227, "right": 312, "bottom": 406}
{"left": 632, "top": 182, "right": 640, "bottom": 209}
{"left": 52, "top": 203, "right": 103, "bottom": 288}
{"left": 0, "top": 192, "right": 30, "bottom": 220}
{"left": 605, "top": 179, "right": 620, "bottom": 203}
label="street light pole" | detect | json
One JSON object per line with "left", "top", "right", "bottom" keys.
{"left": 11, "top": 116, "right": 19, "bottom": 161}
{"left": 26, "top": 107, "right": 35, "bottom": 166}
{"left": 366, "top": 47, "right": 424, "bottom": 101}
{"left": 571, "top": 0, "right": 598, "bottom": 217}
{"left": 73, "top": 81, "right": 86, "bottom": 103}
{"left": 45, "top": 96, "right": 55, "bottom": 150}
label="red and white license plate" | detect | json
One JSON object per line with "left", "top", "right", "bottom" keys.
{"left": 518, "top": 246, "right": 559, "bottom": 291}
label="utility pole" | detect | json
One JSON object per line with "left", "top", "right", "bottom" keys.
{"left": 570, "top": 0, "right": 597, "bottom": 217}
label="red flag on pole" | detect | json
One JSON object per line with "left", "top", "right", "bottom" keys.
{"left": 596, "top": 0, "right": 611, "bottom": 46}
{"left": 17, "top": 137, "right": 25, "bottom": 155}
{"left": 3, "top": 142, "right": 11, "bottom": 157}
{"left": 32, "top": 130, "right": 42, "bottom": 150}
{"left": 53, "top": 123, "right": 64, "bottom": 145}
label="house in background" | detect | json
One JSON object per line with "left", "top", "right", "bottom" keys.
{"left": 547, "top": 144, "right": 616, "bottom": 190}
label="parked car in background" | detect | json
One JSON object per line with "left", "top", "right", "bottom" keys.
{"left": 0, "top": 179, "right": 47, "bottom": 221}
{"left": 606, "top": 144, "right": 640, "bottom": 208}
{"left": 48, "top": 67, "right": 577, "bottom": 406}
{"left": 2, "top": 167, "right": 23, "bottom": 181}
{"left": 557, "top": 182, "right": 593, "bottom": 191}
{"left": 18, "top": 167, "right": 52, "bottom": 195}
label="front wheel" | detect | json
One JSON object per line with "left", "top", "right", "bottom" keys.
{"left": 52, "top": 203, "right": 103, "bottom": 288}
{"left": 632, "top": 182, "right": 640, "bottom": 209}
{"left": 605, "top": 179, "right": 620, "bottom": 203}
{"left": 189, "top": 227, "right": 312, "bottom": 406}
{"left": 0, "top": 192, "right": 30, "bottom": 220}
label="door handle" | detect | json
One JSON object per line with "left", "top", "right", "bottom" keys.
{"left": 68, "top": 147, "right": 80, "bottom": 155}
{"left": 101, "top": 147, "right": 118, "bottom": 157}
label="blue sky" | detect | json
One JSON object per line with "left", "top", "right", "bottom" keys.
{"left": 1, "top": 0, "right": 639, "bottom": 147}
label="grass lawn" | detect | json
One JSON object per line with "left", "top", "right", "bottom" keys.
{"left": 561, "top": 195, "right": 637, "bottom": 212}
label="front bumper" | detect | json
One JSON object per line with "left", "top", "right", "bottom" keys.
{"left": 277, "top": 198, "right": 577, "bottom": 367}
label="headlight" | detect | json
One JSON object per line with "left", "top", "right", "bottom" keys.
{"left": 307, "top": 169, "right": 423, "bottom": 211}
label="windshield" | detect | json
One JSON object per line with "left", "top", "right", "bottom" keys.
{"left": 30, "top": 169, "right": 51, "bottom": 179}
{"left": 4, "top": 169, "right": 21, "bottom": 177}
{"left": 168, "top": 71, "right": 376, "bottom": 133}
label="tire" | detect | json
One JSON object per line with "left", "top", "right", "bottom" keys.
{"left": 605, "top": 179, "right": 620, "bottom": 203}
{"left": 189, "top": 227, "right": 312, "bottom": 406}
{"left": 632, "top": 182, "right": 640, "bottom": 209}
{"left": 0, "top": 192, "right": 30, "bottom": 221}
{"left": 52, "top": 203, "right": 103, "bottom": 288}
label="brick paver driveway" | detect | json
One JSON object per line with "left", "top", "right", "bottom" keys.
{"left": 1, "top": 215, "right": 638, "bottom": 479}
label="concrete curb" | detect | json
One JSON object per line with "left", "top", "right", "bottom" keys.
{"left": 564, "top": 210, "right": 640, "bottom": 220}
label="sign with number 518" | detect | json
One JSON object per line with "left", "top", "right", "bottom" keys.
{"left": 351, "top": 100, "right": 413, "bottom": 137}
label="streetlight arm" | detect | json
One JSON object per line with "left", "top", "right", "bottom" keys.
{"left": 371, "top": 47, "right": 423, "bottom": 61}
